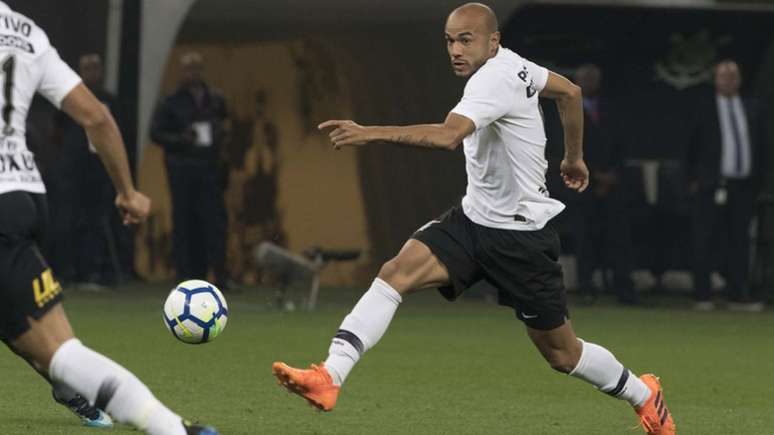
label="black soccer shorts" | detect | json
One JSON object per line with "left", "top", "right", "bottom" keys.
{"left": 0, "top": 191, "right": 63, "bottom": 341}
{"left": 412, "top": 204, "right": 569, "bottom": 330}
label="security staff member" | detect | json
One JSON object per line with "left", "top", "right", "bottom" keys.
{"left": 150, "top": 52, "right": 229, "bottom": 289}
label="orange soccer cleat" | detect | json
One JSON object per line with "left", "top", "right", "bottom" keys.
{"left": 636, "top": 374, "right": 676, "bottom": 435}
{"left": 272, "top": 362, "right": 340, "bottom": 411}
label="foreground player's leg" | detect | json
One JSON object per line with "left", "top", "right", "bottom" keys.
{"left": 5, "top": 339, "right": 113, "bottom": 427}
{"left": 272, "top": 277, "right": 402, "bottom": 411}
{"left": 52, "top": 379, "right": 114, "bottom": 427}
{"left": 528, "top": 322, "right": 675, "bottom": 435}
{"left": 11, "top": 304, "right": 218, "bottom": 435}
{"left": 273, "top": 239, "right": 449, "bottom": 411}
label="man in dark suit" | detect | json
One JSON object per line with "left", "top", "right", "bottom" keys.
{"left": 573, "top": 64, "right": 638, "bottom": 305}
{"left": 685, "top": 60, "right": 765, "bottom": 311}
{"left": 151, "top": 52, "right": 230, "bottom": 289}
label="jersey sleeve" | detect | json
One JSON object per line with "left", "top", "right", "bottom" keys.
{"left": 523, "top": 58, "right": 549, "bottom": 92}
{"left": 450, "top": 66, "right": 515, "bottom": 130}
{"left": 37, "top": 48, "right": 82, "bottom": 109}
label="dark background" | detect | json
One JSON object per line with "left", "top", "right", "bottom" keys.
{"left": 6, "top": 1, "right": 774, "bottom": 290}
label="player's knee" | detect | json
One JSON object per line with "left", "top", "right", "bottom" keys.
{"left": 10, "top": 306, "right": 75, "bottom": 372}
{"left": 377, "top": 258, "right": 415, "bottom": 294}
{"left": 377, "top": 259, "right": 406, "bottom": 291}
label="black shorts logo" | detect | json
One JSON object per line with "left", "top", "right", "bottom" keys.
{"left": 32, "top": 268, "right": 61, "bottom": 308}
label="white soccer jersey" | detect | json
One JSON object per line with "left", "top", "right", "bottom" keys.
{"left": 0, "top": 1, "right": 81, "bottom": 195}
{"left": 451, "top": 46, "right": 565, "bottom": 231}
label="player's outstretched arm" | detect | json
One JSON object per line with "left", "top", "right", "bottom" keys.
{"left": 61, "top": 84, "right": 150, "bottom": 224}
{"left": 540, "top": 71, "right": 588, "bottom": 192}
{"left": 318, "top": 112, "right": 474, "bottom": 151}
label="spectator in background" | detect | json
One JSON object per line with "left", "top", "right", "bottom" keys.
{"left": 572, "top": 64, "right": 638, "bottom": 305}
{"left": 51, "top": 54, "right": 117, "bottom": 289}
{"left": 42, "top": 114, "right": 78, "bottom": 284}
{"left": 150, "top": 51, "right": 230, "bottom": 290}
{"left": 685, "top": 60, "right": 766, "bottom": 312}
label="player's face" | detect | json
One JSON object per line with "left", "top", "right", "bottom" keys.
{"left": 715, "top": 63, "right": 741, "bottom": 97}
{"left": 445, "top": 17, "right": 498, "bottom": 77}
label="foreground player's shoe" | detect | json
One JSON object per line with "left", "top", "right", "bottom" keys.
{"left": 53, "top": 391, "right": 113, "bottom": 428}
{"left": 183, "top": 419, "right": 219, "bottom": 435}
{"left": 636, "top": 374, "right": 676, "bottom": 435}
{"left": 272, "top": 362, "right": 340, "bottom": 411}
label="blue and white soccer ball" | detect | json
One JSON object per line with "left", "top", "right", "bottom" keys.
{"left": 163, "top": 280, "right": 229, "bottom": 344}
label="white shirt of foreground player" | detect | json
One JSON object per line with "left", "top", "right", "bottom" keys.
{"left": 451, "top": 46, "right": 565, "bottom": 231}
{"left": 0, "top": 1, "right": 82, "bottom": 195}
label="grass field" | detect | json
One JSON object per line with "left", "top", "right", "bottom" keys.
{"left": 1, "top": 284, "right": 772, "bottom": 435}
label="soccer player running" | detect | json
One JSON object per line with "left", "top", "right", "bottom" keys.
{"left": 0, "top": 2, "right": 217, "bottom": 434}
{"left": 273, "top": 3, "right": 675, "bottom": 434}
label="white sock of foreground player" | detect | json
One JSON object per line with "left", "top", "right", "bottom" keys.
{"left": 49, "top": 339, "right": 186, "bottom": 435}
{"left": 324, "top": 278, "right": 402, "bottom": 386}
{"left": 569, "top": 339, "right": 651, "bottom": 408}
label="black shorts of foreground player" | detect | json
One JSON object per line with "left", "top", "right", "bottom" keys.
{"left": 0, "top": 190, "right": 212, "bottom": 435}
{"left": 272, "top": 3, "right": 674, "bottom": 435}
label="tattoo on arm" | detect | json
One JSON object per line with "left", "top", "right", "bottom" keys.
{"left": 394, "top": 135, "right": 440, "bottom": 149}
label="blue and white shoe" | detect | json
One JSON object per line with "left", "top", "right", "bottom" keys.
{"left": 183, "top": 419, "right": 219, "bottom": 435}
{"left": 53, "top": 391, "right": 114, "bottom": 428}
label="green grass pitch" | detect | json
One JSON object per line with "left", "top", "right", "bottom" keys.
{"left": 1, "top": 284, "right": 772, "bottom": 434}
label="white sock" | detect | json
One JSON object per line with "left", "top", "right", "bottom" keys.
{"left": 49, "top": 339, "right": 185, "bottom": 435}
{"left": 324, "top": 278, "right": 402, "bottom": 386}
{"left": 569, "top": 339, "right": 651, "bottom": 408}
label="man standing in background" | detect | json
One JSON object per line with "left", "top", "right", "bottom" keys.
{"left": 51, "top": 54, "right": 122, "bottom": 289}
{"left": 685, "top": 60, "right": 766, "bottom": 312}
{"left": 572, "top": 64, "right": 637, "bottom": 305}
{"left": 151, "top": 52, "right": 230, "bottom": 290}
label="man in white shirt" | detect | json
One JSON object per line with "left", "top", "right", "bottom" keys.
{"left": 0, "top": 2, "right": 217, "bottom": 434}
{"left": 685, "top": 60, "right": 765, "bottom": 312}
{"left": 272, "top": 3, "right": 674, "bottom": 434}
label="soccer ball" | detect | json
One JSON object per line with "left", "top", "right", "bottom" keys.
{"left": 162, "top": 280, "right": 229, "bottom": 344}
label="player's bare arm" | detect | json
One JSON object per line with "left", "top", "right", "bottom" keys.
{"left": 318, "top": 112, "right": 474, "bottom": 150}
{"left": 61, "top": 84, "right": 150, "bottom": 224}
{"left": 540, "top": 71, "right": 589, "bottom": 192}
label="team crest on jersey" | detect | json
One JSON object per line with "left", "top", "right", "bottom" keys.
{"left": 0, "top": 34, "right": 33, "bottom": 53}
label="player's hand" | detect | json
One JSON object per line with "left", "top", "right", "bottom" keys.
{"left": 318, "top": 120, "right": 372, "bottom": 149}
{"left": 560, "top": 158, "right": 589, "bottom": 193}
{"left": 115, "top": 190, "right": 151, "bottom": 225}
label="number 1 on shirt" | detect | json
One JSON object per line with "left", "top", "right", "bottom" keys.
{"left": 0, "top": 54, "right": 16, "bottom": 136}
